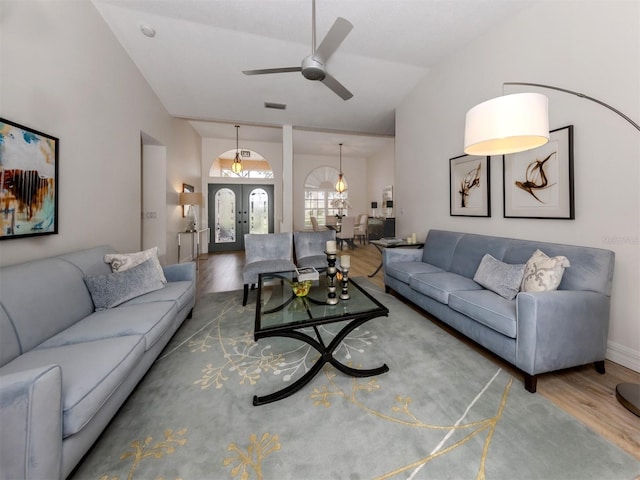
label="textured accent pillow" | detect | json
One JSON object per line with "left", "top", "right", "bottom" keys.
{"left": 473, "top": 254, "right": 526, "bottom": 300}
{"left": 521, "top": 249, "right": 571, "bottom": 292}
{"left": 104, "top": 246, "right": 167, "bottom": 284}
{"left": 84, "top": 259, "right": 165, "bottom": 310}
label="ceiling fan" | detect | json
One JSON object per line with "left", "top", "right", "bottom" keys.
{"left": 242, "top": 0, "right": 353, "bottom": 100}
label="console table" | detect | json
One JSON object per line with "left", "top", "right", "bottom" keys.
{"left": 177, "top": 228, "right": 210, "bottom": 266}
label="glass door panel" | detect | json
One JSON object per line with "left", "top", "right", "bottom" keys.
{"left": 214, "top": 187, "right": 236, "bottom": 244}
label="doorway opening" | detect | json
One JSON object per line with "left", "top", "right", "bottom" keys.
{"left": 208, "top": 184, "right": 274, "bottom": 252}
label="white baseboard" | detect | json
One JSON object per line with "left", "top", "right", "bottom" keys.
{"left": 606, "top": 341, "right": 640, "bottom": 373}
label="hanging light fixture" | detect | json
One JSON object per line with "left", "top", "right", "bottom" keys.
{"left": 232, "top": 125, "right": 243, "bottom": 174}
{"left": 335, "top": 143, "right": 347, "bottom": 193}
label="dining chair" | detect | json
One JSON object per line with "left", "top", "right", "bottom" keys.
{"left": 336, "top": 216, "right": 356, "bottom": 250}
{"left": 310, "top": 216, "right": 320, "bottom": 231}
{"left": 293, "top": 230, "right": 336, "bottom": 269}
{"left": 242, "top": 233, "right": 296, "bottom": 306}
{"left": 354, "top": 213, "right": 369, "bottom": 244}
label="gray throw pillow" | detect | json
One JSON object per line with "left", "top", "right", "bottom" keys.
{"left": 473, "top": 254, "right": 526, "bottom": 300}
{"left": 84, "top": 258, "right": 164, "bottom": 310}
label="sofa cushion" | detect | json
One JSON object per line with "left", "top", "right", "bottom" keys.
{"left": 385, "top": 261, "right": 444, "bottom": 284}
{"left": 84, "top": 259, "right": 165, "bottom": 310}
{"left": 36, "top": 302, "right": 177, "bottom": 352}
{"left": 409, "top": 272, "right": 482, "bottom": 305}
{"left": 521, "top": 249, "right": 570, "bottom": 292}
{"left": 473, "top": 254, "right": 525, "bottom": 300}
{"left": 123, "top": 280, "right": 194, "bottom": 313}
{"left": 0, "top": 335, "right": 146, "bottom": 437}
{"left": 0, "top": 258, "right": 95, "bottom": 353}
{"left": 448, "top": 290, "right": 517, "bottom": 338}
{"left": 104, "top": 246, "right": 167, "bottom": 284}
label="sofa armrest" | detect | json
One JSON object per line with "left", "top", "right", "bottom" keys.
{"left": 163, "top": 262, "right": 196, "bottom": 283}
{"left": 515, "top": 290, "right": 610, "bottom": 375}
{"left": 382, "top": 248, "right": 423, "bottom": 266}
{"left": 0, "top": 365, "right": 63, "bottom": 480}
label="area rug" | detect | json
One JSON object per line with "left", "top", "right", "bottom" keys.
{"left": 71, "top": 279, "right": 639, "bottom": 480}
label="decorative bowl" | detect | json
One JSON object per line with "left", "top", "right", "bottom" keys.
{"left": 291, "top": 280, "right": 312, "bottom": 297}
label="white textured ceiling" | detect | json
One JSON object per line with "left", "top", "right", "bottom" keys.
{"left": 92, "top": 0, "right": 536, "bottom": 154}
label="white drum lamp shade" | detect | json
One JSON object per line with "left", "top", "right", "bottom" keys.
{"left": 464, "top": 93, "right": 550, "bottom": 156}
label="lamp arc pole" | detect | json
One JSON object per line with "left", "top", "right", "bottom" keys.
{"left": 504, "top": 82, "right": 640, "bottom": 132}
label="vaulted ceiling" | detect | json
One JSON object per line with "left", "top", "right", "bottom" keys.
{"left": 92, "top": 0, "right": 536, "bottom": 155}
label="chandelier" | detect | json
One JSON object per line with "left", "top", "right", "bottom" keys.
{"left": 335, "top": 143, "right": 347, "bottom": 193}
{"left": 232, "top": 125, "right": 243, "bottom": 174}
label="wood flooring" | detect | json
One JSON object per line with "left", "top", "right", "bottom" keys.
{"left": 193, "top": 242, "right": 640, "bottom": 461}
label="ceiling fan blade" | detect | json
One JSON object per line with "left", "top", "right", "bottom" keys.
{"left": 242, "top": 67, "right": 302, "bottom": 75}
{"left": 321, "top": 72, "right": 353, "bottom": 101}
{"left": 314, "top": 17, "right": 353, "bottom": 64}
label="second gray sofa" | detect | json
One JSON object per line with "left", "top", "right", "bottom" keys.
{"left": 383, "top": 229, "right": 615, "bottom": 392}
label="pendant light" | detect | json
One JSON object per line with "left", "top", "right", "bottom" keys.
{"left": 232, "top": 125, "right": 243, "bottom": 174}
{"left": 335, "top": 143, "right": 347, "bottom": 193}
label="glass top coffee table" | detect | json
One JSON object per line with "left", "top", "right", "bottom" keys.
{"left": 253, "top": 270, "right": 389, "bottom": 406}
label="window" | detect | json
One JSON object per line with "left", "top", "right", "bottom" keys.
{"left": 209, "top": 149, "right": 274, "bottom": 178}
{"left": 303, "top": 167, "right": 348, "bottom": 228}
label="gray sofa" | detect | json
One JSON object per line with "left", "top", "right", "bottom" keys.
{"left": 0, "top": 246, "right": 196, "bottom": 480}
{"left": 383, "top": 230, "right": 614, "bottom": 392}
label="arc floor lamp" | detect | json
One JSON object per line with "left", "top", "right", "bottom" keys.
{"left": 464, "top": 82, "right": 640, "bottom": 417}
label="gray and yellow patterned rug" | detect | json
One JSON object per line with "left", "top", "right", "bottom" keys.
{"left": 71, "top": 279, "right": 639, "bottom": 480}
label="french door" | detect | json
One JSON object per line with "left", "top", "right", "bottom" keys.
{"left": 207, "top": 184, "right": 274, "bottom": 252}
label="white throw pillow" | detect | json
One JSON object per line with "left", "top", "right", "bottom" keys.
{"left": 104, "top": 246, "right": 167, "bottom": 284}
{"left": 521, "top": 249, "right": 570, "bottom": 292}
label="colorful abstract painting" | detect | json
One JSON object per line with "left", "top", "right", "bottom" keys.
{"left": 0, "top": 118, "right": 59, "bottom": 239}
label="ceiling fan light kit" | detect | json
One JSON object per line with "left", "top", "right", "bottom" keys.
{"left": 242, "top": 0, "right": 354, "bottom": 101}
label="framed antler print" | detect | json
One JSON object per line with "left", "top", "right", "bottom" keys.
{"left": 503, "top": 125, "right": 574, "bottom": 219}
{"left": 450, "top": 154, "right": 490, "bottom": 217}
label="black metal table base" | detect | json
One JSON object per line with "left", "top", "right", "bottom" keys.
{"left": 253, "top": 315, "right": 388, "bottom": 406}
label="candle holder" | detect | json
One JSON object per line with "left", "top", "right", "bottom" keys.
{"left": 340, "top": 267, "right": 350, "bottom": 300}
{"left": 325, "top": 251, "right": 338, "bottom": 305}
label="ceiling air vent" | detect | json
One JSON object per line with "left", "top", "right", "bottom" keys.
{"left": 264, "top": 102, "right": 287, "bottom": 110}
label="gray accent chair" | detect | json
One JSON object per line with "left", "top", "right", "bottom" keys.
{"left": 294, "top": 230, "right": 335, "bottom": 270}
{"left": 383, "top": 230, "right": 614, "bottom": 393}
{"left": 0, "top": 246, "right": 196, "bottom": 479}
{"left": 242, "top": 233, "right": 296, "bottom": 306}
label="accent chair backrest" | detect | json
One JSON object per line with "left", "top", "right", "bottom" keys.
{"left": 294, "top": 230, "right": 335, "bottom": 263}
{"left": 244, "top": 233, "right": 293, "bottom": 263}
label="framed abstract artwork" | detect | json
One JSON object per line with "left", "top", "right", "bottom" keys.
{"left": 450, "top": 154, "right": 491, "bottom": 217}
{"left": 503, "top": 125, "right": 574, "bottom": 219}
{"left": 182, "top": 183, "right": 194, "bottom": 217}
{"left": 0, "top": 118, "right": 59, "bottom": 239}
